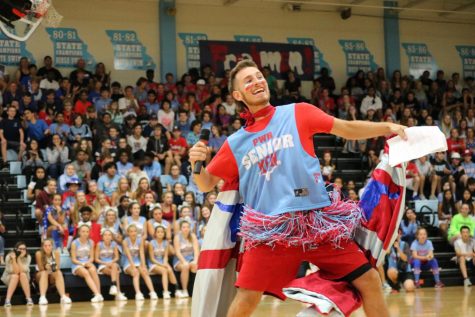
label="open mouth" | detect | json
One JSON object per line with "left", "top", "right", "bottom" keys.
{"left": 252, "top": 88, "right": 265, "bottom": 95}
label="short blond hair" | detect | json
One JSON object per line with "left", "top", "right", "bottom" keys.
{"left": 229, "top": 59, "right": 259, "bottom": 92}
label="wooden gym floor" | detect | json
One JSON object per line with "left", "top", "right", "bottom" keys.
{"left": 2, "top": 286, "right": 474, "bottom": 317}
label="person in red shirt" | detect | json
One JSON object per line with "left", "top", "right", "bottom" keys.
{"left": 62, "top": 100, "right": 74, "bottom": 126}
{"left": 318, "top": 87, "right": 336, "bottom": 114}
{"left": 446, "top": 128, "right": 465, "bottom": 155}
{"left": 73, "top": 206, "right": 102, "bottom": 244}
{"left": 74, "top": 89, "right": 92, "bottom": 115}
{"left": 168, "top": 126, "right": 188, "bottom": 168}
{"left": 406, "top": 160, "right": 422, "bottom": 200}
{"left": 189, "top": 60, "right": 407, "bottom": 317}
{"left": 35, "top": 179, "right": 57, "bottom": 221}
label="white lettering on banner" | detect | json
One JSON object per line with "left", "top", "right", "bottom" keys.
{"left": 260, "top": 51, "right": 281, "bottom": 72}
{"left": 289, "top": 52, "right": 303, "bottom": 75}
{"left": 224, "top": 54, "right": 237, "bottom": 71}
{"left": 242, "top": 134, "right": 294, "bottom": 170}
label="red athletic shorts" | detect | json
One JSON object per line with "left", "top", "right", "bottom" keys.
{"left": 236, "top": 239, "right": 371, "bottom": 300}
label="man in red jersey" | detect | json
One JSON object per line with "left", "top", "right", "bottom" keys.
{"left": 190, "top": 60, "right": 407, "bottom": 317}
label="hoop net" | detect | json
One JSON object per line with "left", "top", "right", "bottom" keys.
{"left": 31, "top": 0, "right": 63, "bottom": 26}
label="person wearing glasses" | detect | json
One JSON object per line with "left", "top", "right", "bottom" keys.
{"left": 1, "top": 241, "right": 33, "bottom": 307}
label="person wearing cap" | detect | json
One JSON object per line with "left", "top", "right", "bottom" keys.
{"left": 449, "top": 151, "right": 469, "bottom": 188}
{"left": 169, "top": 126, "right": 188, "bottom": 171}
{"left": 143, "top": 113, "right": 166, "bottom": 138}
{"left": 462, "top": 149, "right": 475, "bottom": 180}
{"left": 58, "top": 163, "right": 80, "bottom": 193}
{"left": 196, "top": 78, "right": 210, "bottom": 105}
{"left": 61, "top": 177, "right": 81, "bottom": 213}
{"left": 73, "top": 206, "right": 102, "bottom": 244}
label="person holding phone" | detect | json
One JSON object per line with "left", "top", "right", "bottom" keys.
{"left": 1, "top": 241, "right": 33, "bottom": 307}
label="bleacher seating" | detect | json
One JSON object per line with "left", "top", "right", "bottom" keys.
{"left": 0, "top": 135, "right": 469, "bottom": 305}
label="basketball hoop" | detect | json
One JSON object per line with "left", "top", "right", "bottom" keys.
{"left": 0, "top": 0, "right": 63, "bottom": 41}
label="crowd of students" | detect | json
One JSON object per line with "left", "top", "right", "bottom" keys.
{"left": 0, "top": 55, "right": 475, "bottom": 305}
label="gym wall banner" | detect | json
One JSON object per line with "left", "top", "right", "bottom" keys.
{"left": 402, "top": 43, "right": 438, "bottom": 79}
{"left": 234, "top": 35, "right": 263, "bottom": 43}
{"left": 199, "top": 40, "right": 315, "bottom": 80}
{"left": 455, "top": 45, "right": 475, "bottom": 79}
{"left": 339, "top": 39, "right": 378, "bottom": 76}
{"left": 46, "top": 28, "right": 96, "bottom": 69}
{"left": 178, "top": 32, "right": 208, "bottom": 71}
{"left": 287, "top": 37, "right": 331, "bottom": 77}
{"left": 106, "top": 30, "right": 156, "bottom": 71}
{"left": 0, "top": 32, "right": 36, "bottom": 65}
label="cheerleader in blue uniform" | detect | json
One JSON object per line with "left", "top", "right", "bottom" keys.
{"left": 122, "top": 224, "right": 158, "bottom": 301}
{"left": 70, "top": 225, "right": 103, "bottom": 302}
{"left": 173, "top": 220, "right": 200, "bottom": 298}
{"left": 123, "top": 202, "right": 147, "bottom": 240}
{"left": 148, "top": 225, "right": 177, "bottom": 299}
{"left": 95, "top": 229, "right": 127, "bottom": 301}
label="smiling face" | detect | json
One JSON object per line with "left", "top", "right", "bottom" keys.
{"left": 231, "top": 63, "right": 270, "bottom": 109}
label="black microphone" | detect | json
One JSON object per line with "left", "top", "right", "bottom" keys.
{"left": 193, "top": 129, "right": 211, "bottom": 174}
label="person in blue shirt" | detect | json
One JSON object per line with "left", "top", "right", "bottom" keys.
{"left": 116, "top": 150, "right": 133, "bottom": 178}
{"left": 160, "top": 164, "right": 187, "bottom": 192}
{"left": 49, "top": 112, "right": 71, "bottom": 141}
{"left": 186, "top": 120, "right": 202, "bottom": 147}
{"left": 97, "top": 162, "right": 121, "bottom": 198}
{"left": 400, "top": 208, "right": 418, "bottom": 245}
{"left": 23, "top": 109, "right": 50, "bottom": 148}
{"left": 144, "top": 90, "right": 160, "bottom": 115}
{"left": 94, "top": 87, "right": 112, "bottom": 113}
{"left": 175, "top": 110, "right": 191, "bottom": 135}
{"left": 19, "top": 93, "right": 38, "bottom": 114}
{"left": 143, "top": 152, "right": 162, "bottom": 180}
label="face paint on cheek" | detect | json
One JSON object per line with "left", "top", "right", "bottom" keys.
{"left": 244, "top": 78, "right": 267, "bottom": 92}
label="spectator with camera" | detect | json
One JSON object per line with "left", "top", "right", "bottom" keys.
{"left": 35, "top": 239, "right": 71, "bottom": 305}
{"left": 1, "top": 241, "right": 33, "bottom": 307}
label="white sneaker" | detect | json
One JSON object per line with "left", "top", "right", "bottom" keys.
{"left": 26, "top": 298, "right": 34, "bottom": 306}
{"left": 182, "top": 290, "right": 189, "bottom": 298}
{"left": 420, "top": 194, "right": 427, "bottom": 200}
{"left": 382, "top": 282, "right": 392, "bottom": 291}
{"left": 91, "top": 294, "right": 103, "bottom": 303}
{"left": 135, "top": 292, "right": 145, "bottom": 301}
{"left": 109, "top": 285, "right": 118, "bottom": 296}
{"left": 429, "top": 195, "right": 437, "bottom": 200}
{"left": 116, "top": 293, "right": 128, "bottom": 301}
{"left": 61, "top": 296, "right": 72, "bottom": 304}
{"left": 163, "top": 291, "right": 171, "bottom": 299}
{"left": 149, "top": 291, "right": 158, "bottom": 300}
{"left": 175, "top": 290, "right": 185, "bottom": 298}
{"left": 464, "top": 278, "right": 472, "bottom": 287}
{"left": 39, "top": 296, "right": 48, "bottom": 305}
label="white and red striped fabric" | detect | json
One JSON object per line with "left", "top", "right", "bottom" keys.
{"left": 192, "top": 152, "right": 406, "bottom": 317}
{"left": 191, "top": 186, "right": 242, "bottom": 317}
